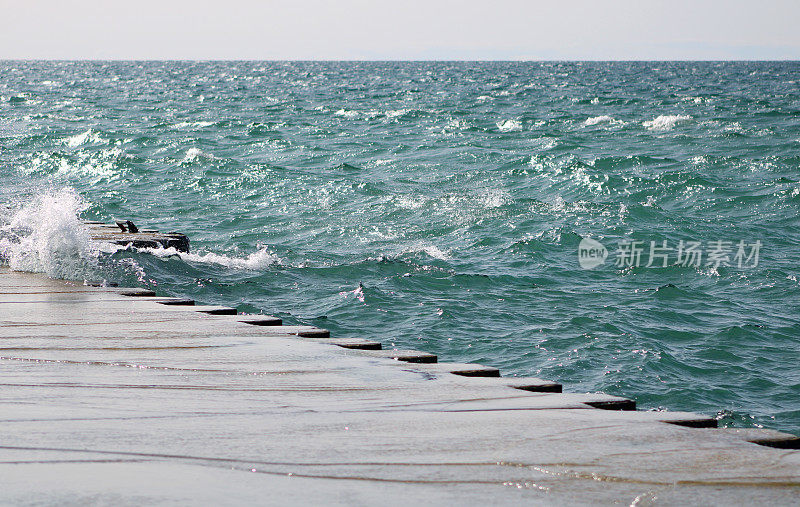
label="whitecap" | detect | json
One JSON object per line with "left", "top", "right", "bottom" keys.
{"left": 497, "top": 119, "right": 523, "bottom": 132}
{"left": 384, "top": 109, "right": 411, "bottom": 119}
{"left": 55, "top": 157, "right": 118, "bottom": 181}
{"left": 63, "top": 129, "right": 106, "bottom": 147}
{"left": 182, "top": 147, "right": 215, "bottom": 163}
{"left": 170, "top": 121, "right": 215, "bottom": 130}
{"left": 334, "top": 109, "right": 359, "bottom": 119}
{"left": 643, "top": 115, "right": 692, "bottom": 131}
{"left": 401, "top": 243, "right": 451, "bottom": 260}
{"left": 584, "top": 115, "right": 616, "bottom": 126}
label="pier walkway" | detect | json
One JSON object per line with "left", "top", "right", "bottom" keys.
{"left": 1, "top": 266, "right": 799, "bottom": 504}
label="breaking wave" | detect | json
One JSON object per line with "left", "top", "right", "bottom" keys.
{"left": 0, "top": 188, "right": 98, "bottom": 279}
{"left": 643, "top": 114, "right": 692, "bottom": 131}
{"left": 135, "top": 245, "right": 281, "bottom": 270}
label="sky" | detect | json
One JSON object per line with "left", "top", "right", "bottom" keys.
{"left": 2, "top": 0, "right": 799, "bottom": 60}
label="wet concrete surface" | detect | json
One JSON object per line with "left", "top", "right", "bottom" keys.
{"left": 1, "top": 267, "right": 799, "bottom": 505}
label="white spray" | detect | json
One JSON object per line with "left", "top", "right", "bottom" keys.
{"left": 0, "top": 188, "right": 98, "bottom": 279}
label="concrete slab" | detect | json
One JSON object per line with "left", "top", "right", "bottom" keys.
{"left": 0, "top": 267, "right": 798, "bottom": 504}
{"left": 85, "top": 221, "right": 190, "bottom": 252}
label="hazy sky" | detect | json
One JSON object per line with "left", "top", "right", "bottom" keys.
{"left": 2, "top": 0, "right": 799, "bottom": 60}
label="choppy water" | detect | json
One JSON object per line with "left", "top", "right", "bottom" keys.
{"left": 1, "top": 61, "right": 799, "bottom": 434}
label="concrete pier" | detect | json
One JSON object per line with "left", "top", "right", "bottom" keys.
{"left": 85, "top": 220, "right": 190, "bottom": 252}
{"left": 1, "top": 266, "right": 799, "bottom": 504}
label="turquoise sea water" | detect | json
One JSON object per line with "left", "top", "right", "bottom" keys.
{"left": 1, "top": 61, "right": 799, "bottom": 434}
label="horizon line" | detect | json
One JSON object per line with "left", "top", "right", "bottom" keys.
{"left": 3, "top": 58, "right": 800, "bottom": 63}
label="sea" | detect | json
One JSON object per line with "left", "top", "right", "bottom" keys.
{"left": 1, "top": 61, "right": 798, "bottom": 435}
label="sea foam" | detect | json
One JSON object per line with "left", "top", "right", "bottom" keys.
{"left": 334, "top": 109, "right": 359, "bottom": 119}
{"left": 63, "top": 129, "right": 106, "bottom": 147}
{"left": 182, "top": 147, "right": 216, "bottom": 163}
{"left": 497, "top": 119, "right": 523, "bottom": 132}
{"left": 643, "top": 115, "right": 692, "bottom": 131}
{"left": 400, "top": 243, "right": 451, "bottom": 260}
{"left": 171, "top": 121, "right": 215, "bottom": 130}
{"left": 137, "top": 245, "right": 280, "bottom": 270}
{"left": 584, "top": 115, "right": 616, "bottom": 126}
